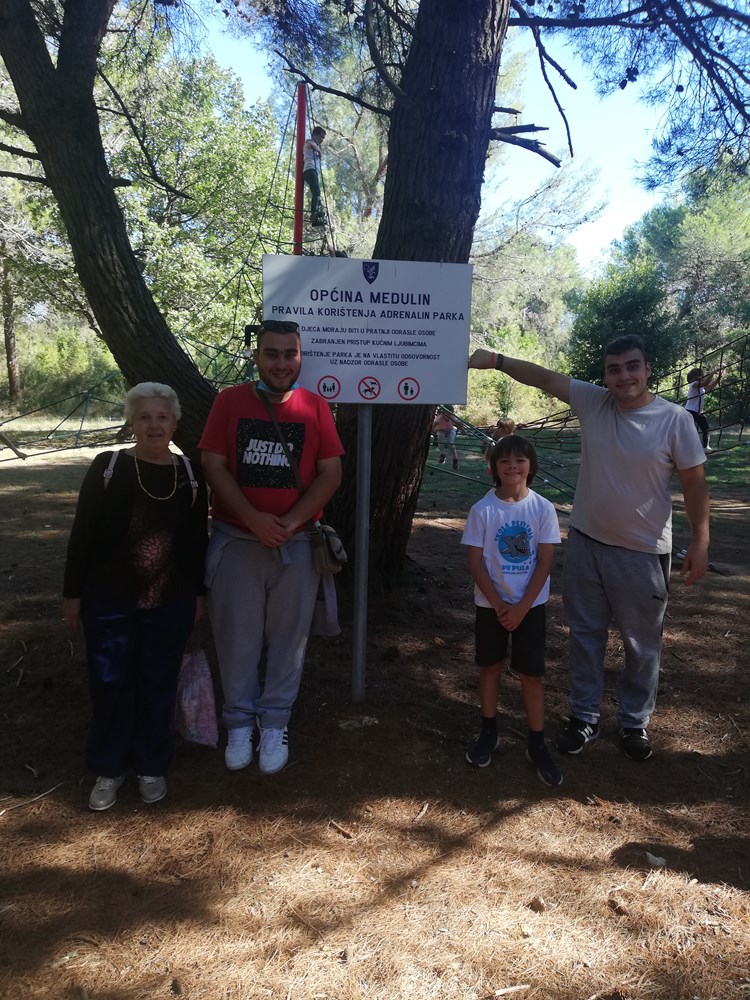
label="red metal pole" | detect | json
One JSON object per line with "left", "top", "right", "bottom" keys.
{"left": 293, "top": 81, "right": 307, "bottom": 255}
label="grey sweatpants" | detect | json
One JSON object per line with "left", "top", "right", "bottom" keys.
{"left": 207, "top": 532, "right": 320, "bottom": 731}
{"left": 562, "top": 528, "right": 670, "bottom": 729}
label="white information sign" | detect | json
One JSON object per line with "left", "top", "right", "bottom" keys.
{"left": 262, "top": 255, "right": 471, "bottom": 404}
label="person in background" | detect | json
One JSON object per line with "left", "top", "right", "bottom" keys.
{"left": 684, "top": 367, "right": 719, "bottom": 451}
{"left": 482, "top": 417, "right": 517, "bottom": 471}
{"left": 469, "top": 335, "right": 709, "bottom": 762}
{"left": 200, "top": 320, "right": 343, "bottom": 776}
{"left": 433, "top": 405, "right": 460, "bottom": 470}
{"left": 63, "top": 383, "right": 208, "bottom": 811}
{"left": 462, "top": 435, "right": 563, "bottom": 787}
{"left": 303, "top": 126, "right": 327, "bottom": 227}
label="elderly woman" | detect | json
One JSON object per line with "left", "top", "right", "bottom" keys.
{"left": 63, "top": 383, "right": 208, "bottom": 811}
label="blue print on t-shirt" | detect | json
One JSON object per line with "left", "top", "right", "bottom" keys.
{"left": 495, "top": 520, "right": 533, "bottom": 565}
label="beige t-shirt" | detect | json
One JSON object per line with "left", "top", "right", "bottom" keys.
{"left": 568, "top": 380, "right": 706, "bottom": 554}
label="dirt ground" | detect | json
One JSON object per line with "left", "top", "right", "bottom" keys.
{"left": 1, "top": 446, "right": 749, "bottom": 999}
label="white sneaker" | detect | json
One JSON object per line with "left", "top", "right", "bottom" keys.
{"left": 89, "top": 775, "right": 125, "bottom": 811}
{"left": 259, "top": 727, "right": 289, "bottom": 774}
{"left": 138, "top": 775, "right": 167, "bottom": 804}
{"left": 225, "top": 726, "right": 253, "bottom": 770}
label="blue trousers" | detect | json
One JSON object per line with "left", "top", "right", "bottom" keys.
{"left": 562, "top": 528, "right": 670, "bottom": 729}
{"left": 81, "top": 593, "right": 196, "bottom": 777}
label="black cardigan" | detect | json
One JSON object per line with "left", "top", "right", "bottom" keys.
{"left": 63, "top": 450, "right": 208, "bottom": 606}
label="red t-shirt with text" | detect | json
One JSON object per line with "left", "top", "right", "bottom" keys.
{"left": 199, "top": 384, "right": 343, "bottom": 531}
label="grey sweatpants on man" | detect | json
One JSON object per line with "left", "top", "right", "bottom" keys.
{"left": 206, "top": 526, "right": 319, "bottom": 731}
{"left": 562, "top": 528, "right": 670, "bottom": 730}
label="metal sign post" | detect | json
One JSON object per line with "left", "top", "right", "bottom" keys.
{"left": 263, "top": 255, "right": 472, "bottom": 702}
{"left": 351, "top": 403, "right": 371, "bottom": 703}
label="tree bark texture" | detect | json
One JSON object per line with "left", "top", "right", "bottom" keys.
{"left": 0, "top": 0, "right": 216, "bottom": 455}
{"left": 2, "top": 255, "right": 22, "bottom": 406}
{"left": 333, "top": 0, "right": 511, "bottom": 578}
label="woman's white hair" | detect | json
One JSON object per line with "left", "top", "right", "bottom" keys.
{"left": 124, "top": 382, "right": 181, "bottom": 423}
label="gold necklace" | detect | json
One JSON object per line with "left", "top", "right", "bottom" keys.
{"left": 133, "top": 453, "right": 178, "bottom": 500}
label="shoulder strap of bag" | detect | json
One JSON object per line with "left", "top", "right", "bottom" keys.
{"left": 104, "top": 449, "right": 197, "bottom": 507}
{"left": 103, "top": 450, "right": 119, "bottom": 488}
{"left": 179, "top": 454, "right": 198, "bottom": 507}
{"left": 257, "top": 388, "right": 306, "bottom": 495}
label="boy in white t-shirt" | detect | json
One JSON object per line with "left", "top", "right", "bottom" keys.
{"left": 303, "top": 126, "right": 326, "bottom": 227}
{"left": 461, "top": 435, "right": 563, "bottom": 786}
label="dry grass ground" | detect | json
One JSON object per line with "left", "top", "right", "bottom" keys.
{"left": 1, "top": 444, "right": 748, "bottom": 1000}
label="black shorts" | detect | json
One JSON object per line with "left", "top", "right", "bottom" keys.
{"left": 474, "top": 603, "right": 546, "bottom": 676}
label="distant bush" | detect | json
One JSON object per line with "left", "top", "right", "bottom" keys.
{"left": 2, "top": 320, "right": 125, "bottom": 417}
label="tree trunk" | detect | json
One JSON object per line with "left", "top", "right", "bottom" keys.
{"left": 0, "top": 0, "right": 215, "bottom": 456}
{"left": 332, "top": 0, "right": 511, "bottom": 578}
{"left": 2, "top": 255, "right": 22, "bottom": 407}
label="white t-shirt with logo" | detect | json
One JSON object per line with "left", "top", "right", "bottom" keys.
{"left": 461, "top": 489, "right": 561, "bottom": 608}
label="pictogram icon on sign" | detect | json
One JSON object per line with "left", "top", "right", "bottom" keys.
{"left": 358, "top": 376, "right": 381, "bottom": 400}
{"left": 317, "top": 375, "right": 341, "bottom": 400}
{"left": 397, "top": 377, "right": 420, "bottom": 400}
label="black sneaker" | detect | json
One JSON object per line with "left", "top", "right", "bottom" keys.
{"left": 465, "top": 730, "right": 500, "bottom": 767}
{"left": 452, "top": 458, "right": 459, "bottom": 471}
{"left": 619, "top": 727, "right": 652, "bottom": 761}
{"left": 525, "top": 743, "right": 563, "bottom": 787}
{"left": 438, "top": 454, "right": 446, "bottom": 464}
{"left": 556, "top": 717, "right": 599, "bottom": 755}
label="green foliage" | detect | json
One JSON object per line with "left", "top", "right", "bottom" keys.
{"left": 104, "top": 52, "right": 282, "bottom": 364}
{"left": 6, "top": 318, "right": 125, "bottom": 414}
{"left": 465, "top": 326, "right": 570, "bottom": 427}
{"left": 613, "top": 169, "right": 750, "bottom": 357}
{"left": 567, "top": 257, "right": 688, "bottom": 383}
{"left": 1, "top": 39, "right": 286, "bottom": 387}
{"left": 467, "top": 229, "right": 582, "bottom": 425}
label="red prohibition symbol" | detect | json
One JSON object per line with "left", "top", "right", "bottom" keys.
{"left": 358, "top": 376, "right": 381, "bottom": 400}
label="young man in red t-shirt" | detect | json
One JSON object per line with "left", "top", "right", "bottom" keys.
{"left": 200, "top": 321, "right": 343, "bottom": 774}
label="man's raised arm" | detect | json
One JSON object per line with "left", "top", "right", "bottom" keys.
{"left": 469, "top": 348, "right": 572, "bottom": 405}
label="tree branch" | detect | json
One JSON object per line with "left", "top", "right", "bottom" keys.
{"left": 511, "top": 1, "right": 575, "bottom": 156}
{"left": 0, "top": 140, "right": 41, "bottom": 161}
{"left": 276, "top": 53, "right": 391, "bottom": 117}
{"left": 0, "top": 108, "right": 25, "bottom": 130}
{"left": 0, "top": 168, "right": 49, "bottom": 186}
{"left": 364, "top": 0, "right": 410, "bottom": 107}
{"left": 488, "top": 130, "right": 562, "bottom": 168}
{"left": 507, "top": 6, "right": 658, "bottom": 30}
{"left": 495, "top": 124, "right": 551, "bottom": 136}
{"left": 374, "top": 0, "right": 414, "bottom": 36}
{"left": 664, "top": 0, "right": 749, "bottom": 122}
{"left": 494, "top": 104, "right": 522, "bottom": 115}
{"left": 693, "top": 0, "right": 750, "bottom": 29}
{"left": 97, "top": 68, "right": 191, "bottom": 200}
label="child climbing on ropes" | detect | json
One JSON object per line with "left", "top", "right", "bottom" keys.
{"left": 433, "top": 405, "right": 459, "bottom": 470}
{"left": 461, "top": 434, "right": 563, "bottom": 787}
{"left": 303, "top": 126, "right": 326, "bottom": 227}
{"left": 684, "top": 367, "right": 719, "bottom": 451}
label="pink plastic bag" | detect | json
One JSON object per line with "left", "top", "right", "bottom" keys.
{"left": 173, "top": 650, "right": 218, "bottom": 748}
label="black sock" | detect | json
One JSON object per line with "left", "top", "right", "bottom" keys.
{"left": 480, "top": 715, "right": 497, "bottom": 735}
{"left": 528, "top": 728, "right": 545, "bottom": 748}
